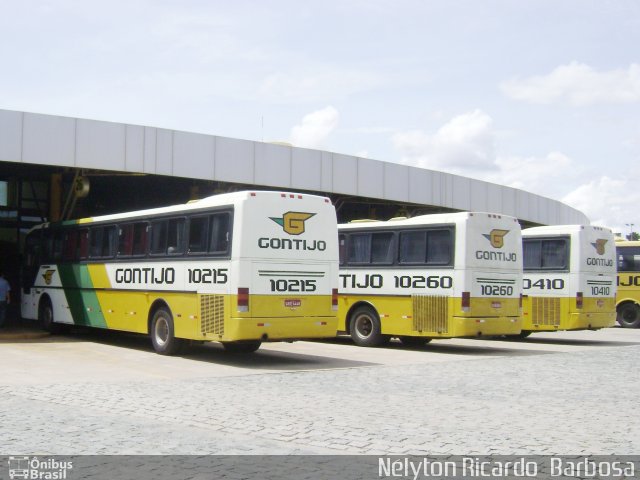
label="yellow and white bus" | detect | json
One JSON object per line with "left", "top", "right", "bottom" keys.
{"left": 20, "top": 191, "right": 339, "bottom": 354}
{"left": 337, "top": 212, "right": 523, "bottom": 347}
{"left": 521, "top": 225, "right": 616, "bottom": 335}
{"left": 615, "top": 239, "right": 640, "bottom": 328}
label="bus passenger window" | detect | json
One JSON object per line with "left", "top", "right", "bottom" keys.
{"left": 150, "top": 221, "right": 168, "bottom": 255}
{"left": 90, "top": 226, "right": 116, "bottom": 258}
{"left": 371, "top": 232, "right": 394, "bottom": 264}
{"left": 208, "top": 213, "right": 230, "bottom": 254}
{"left": 339, "top": 235, "right": 346, "bottom": 265}
{"left": 78, "top": 229, "right": 89, "bottom": 260}
{"left": 188, "top": 217, "right": 209, "bottom": 254}
{"left": 399, "top": 231, "right": 427, "bottom": 264}
{"left": 427, "top": 230, "right": 451, "bottom": 265}
{"left": 349, "top": 234, "right": 371, "bottom": 264}
{"left": 132, "top": 223, "right": 147, "bottom": 256}
{"left": 167, "top": 218, "right": 185, "bottom": 255}
{"left": 118, "top": 225, "right": 134, "bottom": 256}
{"left": 541, "top": 240, "right": 567, "bottom": 269}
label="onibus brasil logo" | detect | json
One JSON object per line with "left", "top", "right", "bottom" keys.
{"left": 269, "top": 211, "right": 316, "bottom": 235}
{"left": 7, "top": 456, "right": 73, "bottom": 479}
{"left": 483, "top": 229, "right": 509, "bottom": 248}
{"left": 591, "top": 238, "right": 607, "bottom": 255}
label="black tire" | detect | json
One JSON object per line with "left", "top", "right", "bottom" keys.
{"left": 349, "top": 306, "right": 389, "bottom": 347}
{"left": 39, "top": 298, "right": 62, "bottom": 334}
{"left": 617, "top": 303, "right": 640, "bottom": 328}
{"left": 516, "top": 330, "right": 532, "bottom": 338}
{"left": 399, "top": 336, "right": 432, "bottom": 347}
{"left": 150, "top": 307, "right": 185, "bottom": 355}
{"left": 222, "top": 341, "right": 262, "bottom": 353}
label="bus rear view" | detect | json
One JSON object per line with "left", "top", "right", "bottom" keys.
{"left": 521, "top": 225, "right": 616, "bottom": 336}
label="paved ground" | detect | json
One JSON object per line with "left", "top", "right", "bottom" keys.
{"left": 1, "top": 324, "right": 639, "bottom": 455}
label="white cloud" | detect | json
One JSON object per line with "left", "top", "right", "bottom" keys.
{"left": 501, "top": 62, "right": 640, "bottom": 106}
{"left": 487, "top": 152, "right": 576, "bottom": 200}
{"left": 393, "top": 109, "right": 496, "bottom": 173}
{"left": 562, "top": 176, "right": 640, "bottom": 232}
{"left": 289, "top": 106, "right": 339, "bottom": 149}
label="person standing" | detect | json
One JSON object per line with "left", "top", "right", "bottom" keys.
{"left": 0, "top": 270, "right": 11, "bottom": 328}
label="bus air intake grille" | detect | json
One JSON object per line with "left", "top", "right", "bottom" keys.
{"left": 200, "top": 295, "right": 225, "bottom": 335}
{"left": 412, "top": 295, "right": 448, "bottom": 334}
{"left": 531, "top": 297, "right": 561, "bottom": 326}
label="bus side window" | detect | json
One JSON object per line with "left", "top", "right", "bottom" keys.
{"left": 541, "top": 239, "right": 567, "bottom": 269}
{"left": 150, "top": 220, "right": 168, "bottom": 255}
{"left": 188, "top": 216, "right": 209, "bottom": 254}
{"left": 339, "top": 234, "right": 346, "bottom": 265}
{"left": 167, "top": 218, "right": 185, "bottom": 255}
{"left": 371, "top": 232, "right": 394, "bottom": 264}
{"left": 427, "top": 230, "right": 451, "bottom": 265}
{"left": 132, "top": 223, "right": 148, "bottom": 256}
{"left": 617, "top": 247, "right": 640, "bottom": 272}
{"left": 348, "top": 233, "right": 371, "bottom": 264}
{"left": 90, "top": 226, "right": 117, "bottom": 259}
{"left": 523, "top": 240, "right": 542, "bottom": 270}
{"left": 399, "top": 231, "right": 427, "bottom": 264}
{"left": 208, "top": 213, "right": 230, "bottom": 255}
{"left": 118, "top": 225, "right": 134, "bottom": 256}
{"left": 78, "top": 229, "right": 89, "bottom": 260}
{"left": 63, "top": 230, "right": 78, "bottom": 262}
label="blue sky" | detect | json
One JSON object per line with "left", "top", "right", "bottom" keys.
{"left": 1, "top": 1, "right": 639, "bottom": 233}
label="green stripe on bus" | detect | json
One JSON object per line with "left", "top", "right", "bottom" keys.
{"left": 57, "top": 264, "right": 108, "bottom": 328}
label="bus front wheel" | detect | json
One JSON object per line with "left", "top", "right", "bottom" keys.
{"left": 350, "top": 306, "right": 389, "bottom": 347}
{"left": 617, "top": 303, "right": 640, "bottom": 328}
{"left": 39, "top": 298, "right": 62, "bottom": 334}
{"left": 150, "top": 307, "right": 185, "bottom": 355}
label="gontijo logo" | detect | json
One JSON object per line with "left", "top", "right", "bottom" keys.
{"left": 591, "top": 238, "right": 607, "bottom": 255}
{"left": 483, "top": 229, "right": 510, "bottom": 248}
{"left": 42, "top": 269, "right": 56, "bottom": 285}
{"left": 270, "top": 212, "right": 316, "bottom": 235}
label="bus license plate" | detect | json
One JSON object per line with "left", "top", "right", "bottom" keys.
{"left": 284, "top": 299, "right": 302, "bottom": 308}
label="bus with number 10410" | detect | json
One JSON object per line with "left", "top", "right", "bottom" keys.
{"left": 520, "top": 225, "right": 616, "bottom": 336}
{"left": 337, "top": 212, "right": 523, "bottom": 347}
{"left": 20, "top": 190, "right": 339, "bottom": 354}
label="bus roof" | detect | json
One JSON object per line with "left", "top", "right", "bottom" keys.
{"left": 338, "top": 211, "right": 519, "bottom": 230}
{"left": 522, "top": 224, "right": 613, "bottom": 237}
{"left": 615, "top": 239, "right": 640, "bottom": 247}
{"left": 32, "top": 190, "right": 332, "bottom": 229}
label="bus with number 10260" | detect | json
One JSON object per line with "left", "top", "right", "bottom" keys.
{"left": 337, "top": 212, "right": 523, "bottom": 347}
{"left": 20, "top": 190, "right": 339, "bottom": 354}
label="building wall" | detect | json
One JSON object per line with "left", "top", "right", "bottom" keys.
{"left": 0, "top": 109, "right": 589, "bottom": 225}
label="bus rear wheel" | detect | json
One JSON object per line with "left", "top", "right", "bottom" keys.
{"left": 617, "top": 303, "right": 640, "bottom": 328}
{"left": 222, "top": 341, "right": 262, "bottom": 353}
{"left": 350, "top": 306, "right": 389, "bottom": 347}
{"left": 150, "top": 307, "right": 185, "bottom": 355}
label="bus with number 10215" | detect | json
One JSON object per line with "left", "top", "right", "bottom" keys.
{"left": 337, "top": 212, "right": 523, "bottom": 347}
{"left": 20, "top": 190, "right": 339, "bottom": 354}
